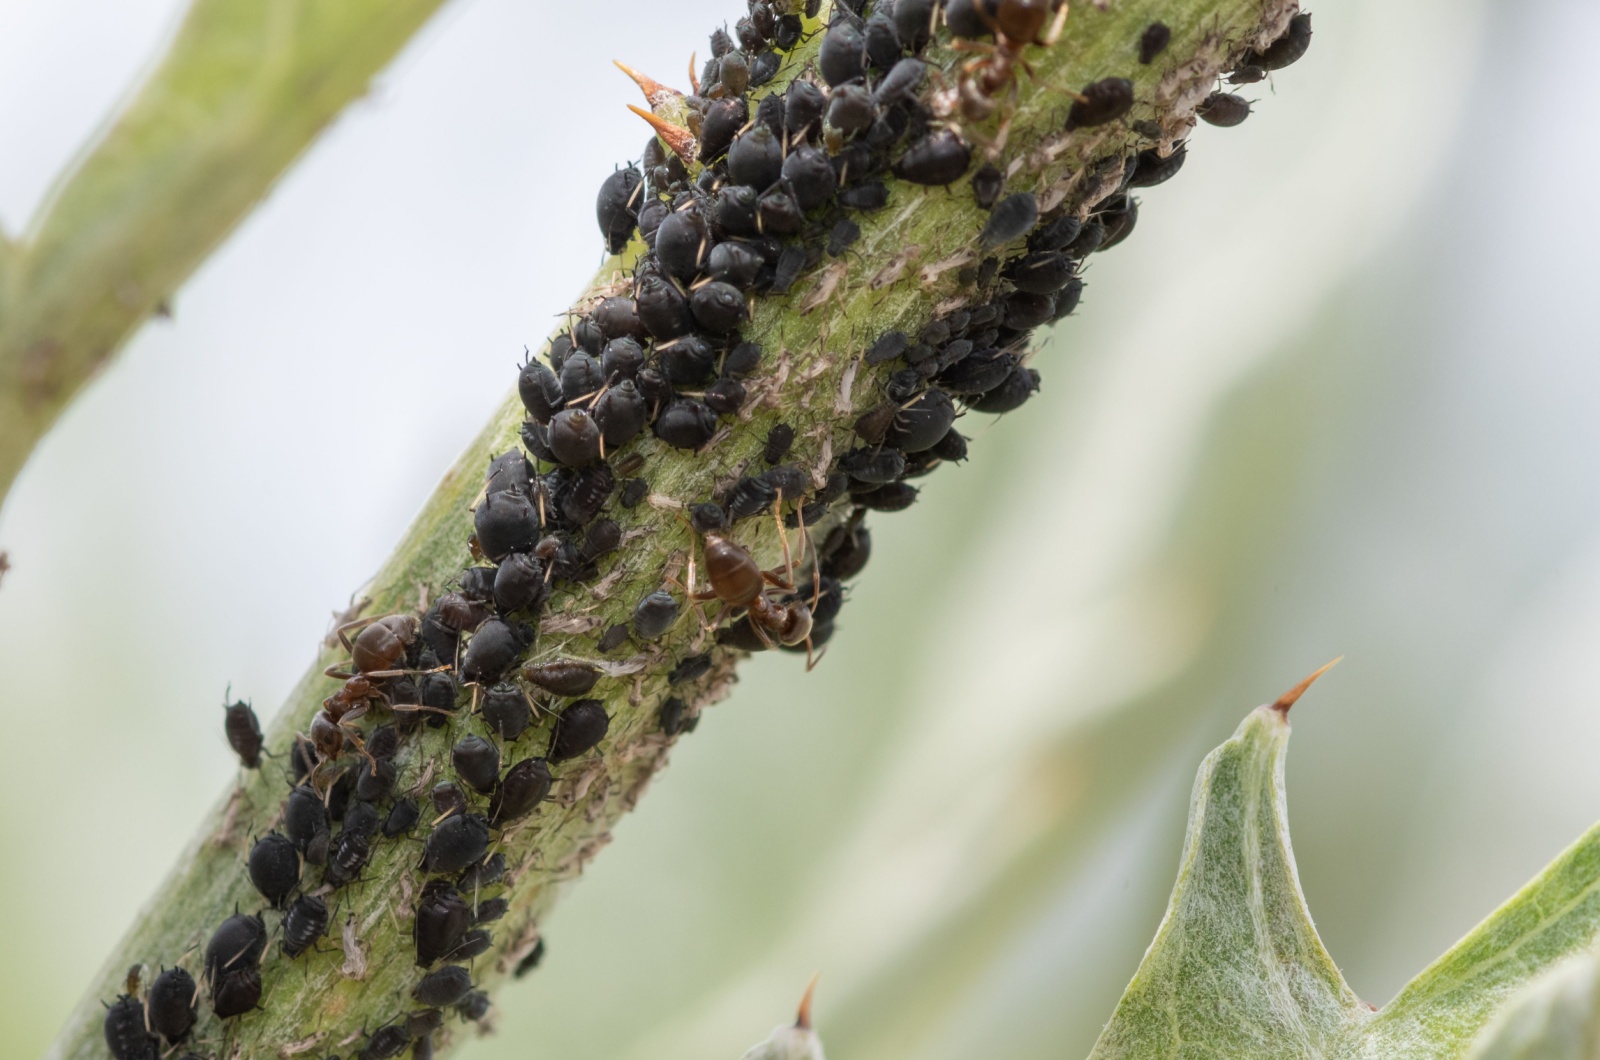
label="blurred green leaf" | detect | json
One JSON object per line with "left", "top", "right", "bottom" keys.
{"left": 1093, "top": 692, "right": 1600, "bottom": 1058}
{"left": 0, "top": 0, "right": 451, "bottom": 502}
{"left": 1465, "top": 951, "right": 1600, "bottom": 1060}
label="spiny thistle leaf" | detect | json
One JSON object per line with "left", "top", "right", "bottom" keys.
{"left": 1092, "top": 675, "right": 1600, "bottom": 1059}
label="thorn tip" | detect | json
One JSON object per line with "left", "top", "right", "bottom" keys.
{"left": 796, "top": 972, "right": 820, "bottom": 1029}
{"left": 1273, "top": 656, "right": 1342, "bottom": 715}
{"left": 627, "top": 104, "right": 696, "bottom": 162}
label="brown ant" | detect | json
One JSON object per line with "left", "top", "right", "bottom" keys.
{"left": 937, "top": 0, "right": 1070, "bottom": 152}
{"left": 681, "top": 504, "right": 822, "bottom": 668}
{"left": 311, "top": 614, "right": 440, "bottom": 777}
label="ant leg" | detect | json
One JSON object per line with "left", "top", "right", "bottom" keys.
{"left": 1042, "top": 1, "right": 1070, "bottom": 46}
{"left": 323, "top": 665, "right": 357, "bottom": 680}
{"left": 334, "top": 616, "right": 378, "bottom": 654}
{"left": 769, "top": 498, "right": 799, "bottom": 591}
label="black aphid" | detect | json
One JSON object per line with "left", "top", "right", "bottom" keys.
{"left": 669, "top": 653, "right": 713, "bottom": 685}
{"left": 853, "top": 480, "right": 920, "bottom": 511}
{"left": 474, "top": 491, "right": 539, "bottom": 561}
{"left": 364, "top": 1024, "right": 412, "bottom": 1060}
{"left": 103, "top": 995, "right": 157, "bottom": 1060}
{"left": 490, "top": 753, "right": 557, "bottom": 825}
{"left": 474, "top": 897, "right": 510, "bottom": 923}
{"left": 728, "top": 124, "right": 785, "bottom": 189}
{"left": 146, "top": 967, "right": 196, "bottom": 1045}
{"left": 413, "top": 966, "right": 474, "bottom": 1008}
{"left": 596, "top": 166, "right": 643, "bottom": 254}
{"left": 1197, "top": 91, "right": 1252, "bottom": 127}
{"left": 415, "top": 881, "right": 472, "bottom": 965}
{"left": 784, "top": 78, "right": 827, "bottom": 134}
{"left": 452, "top": 735, "right": 501, "bottom": 795}
{"left": 704, "top": 377, "right": 746, "bottom": 417}
{"left": 204, "top": 913, "right": 267, "bottom": 985}
{"left": 757, "top": 187, "right": 805, "bottom": 233}
{"left": 458, "top": 990, "right": 493, "bottom": 1020}
{"left": 519, "top": 357, "right": 563, "bottom": 425}
{"left": 971, "top": 163, "right": 1003, "bottom": 209}
{"left": 690, "top": 501, "right": 729, "bottom": 533}
{"left": 446, "top": 929, "right": 493, "bottom": 962}
{"left": 820, "top": 521, "right": 872, "bottom": 580}
{"left": 894, "top": 0, "right": 935, "bottom": 49}
{"left": 690, "top": 281, "right": 750, "bottom": 334}
{"left": 282, "top": 894, "right": 330, "bottom": 958}
{"left": 522, "top": 660, "right": 601, "bottom": 697}
{"left": 699, "top": 96, "right": 750, "bottom": 162}
{"left": 356, "top": 757, "right": 397, "bottom": 802}
{"left": 284, "top": 784, "right": 330, "bottom": 853}
{"left": 601, "top": 335, "right": 644, "bottom": 380}
{"left": 616, "top": 479, "right": 648, "bottom": 511}
{"left": 223, "top": 699, "right": 263, "bottom": 769}
{"left": 247, "top": 833, "right": 300, "bottom": 909}
{"left": 885, "top": 389, "right": 956, "bottom": 452}
{"left": 210, "top": 969, "right": 262, "bottom": 1020}
{"left": 425, "top": 787, "right": 464, "bottom": 830}
{"left": 839, "top": 447, "right": 907, "bottom": 484}
{"left": 980, "top": 192, "right": 1039, "bottom": 248}
{"left": 559, "top": 350, "right": 605, "bottom": 399}
{"left": 598, "top": 623, "right": 631, "bottom": 653}
{"left": 459, "top": 851, "right": 508, "bottom": 890}
{"left": 866, "top": 331, "right": 909, "bottom": 366}
{"left": 726, "top": 474, "right": 779, "bottom": 519}
{"left": 931, "top": 428, "right": 969, "bottom": 463}
{"left": 707, "top": 241, "right": 766, "bottom": 287}
{"left": 547, "top": 408, "right": 604, "bottom": 467}
{"left": 384, "top": 797, "right": 422, "bottom": 838}
{"left": 943, "top": 0, "right": 992, "bottom": 38}
{"left": 827, "top": 218, "right": 860, "bottom": 256}
{"left": 659, "top": 697, "right": 694, "bottom": 736}
{"left": 838, "top": 180, "right": 889, "bottom": 210}
{"left": 424, "top": 814, "right": 491, "bottom": 875}
{"left": 549, "top": 699, "right": 610, "bottom": 762}
{"left": 325, "top": 828, "right": 372, "bottom": 887}
{"left": 819, "top": 18, "right": 867, "bottom": 85}
{"left": 1065, "top": 78, "right": 1135, "bottom": 130}
{"left": 826, "top": 83, "right": 876, "bottom": 136}
{"left": 491, "top": 552, "right": 545, "bottom": 615}
{"left": 636, "top": 275, "right": 694, "bottom": 342}
{"left": 344, "top": 798, "right": 383, "bottom": 840}
{"left": 1243, "top": 12, "right": 1311, "bottom": 70}
{"left": 653, "top": 398, "right": 718, "bottom": 450}
{"left": 783, "top": 146, "right": 838, "bottom": 210}
{"left": 893, "top": 131, "right": 971, "bottom": 185}
{"left": 764, "top": 424, "right": 795, "bottom": 465}
{"left": 1129, "top": 142, "right": 1187, "bottom": 188}
{"left": 480, "top": 683, "right": 533, "bottom": 741}
{"left": 655, "top": 210, "right": 709, "bottom": 282}
{"left": 512, "top": 939, "right": 547, "bottom": 979}
{"left": 461, "top": 619, "right": 527, "bottom": 685}
{"left": 1139, "top": 21, "right": 1171, "bottom": 63}
{"left": 969, "top": 365, "right": 1042, "bottom": 412}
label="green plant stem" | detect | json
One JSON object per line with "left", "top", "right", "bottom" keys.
{"left": 0, "top": 0, "right": 452, "bottom": 507}
{"left": 43, "top": 1, "right": 1297, "bottom": 1056}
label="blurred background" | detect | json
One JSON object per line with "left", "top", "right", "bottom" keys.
{"left": 0, "top": 0, "right": 1593, "bottom": 1056}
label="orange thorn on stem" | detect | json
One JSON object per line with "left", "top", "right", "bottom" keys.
{"left": 795, "top": 972, "right": 820, "bottom": 1029}
{"left": 688, "top": 51, "right": 700, "bottom": 95}
{"left": 613, "top": 60, "right": 682, "bottom": 110}
{"left": 627, "top": 105, "right": 696, "bottom": 162}
{"left": 1272, "top": 657, "right": 1343, "bottom": 715}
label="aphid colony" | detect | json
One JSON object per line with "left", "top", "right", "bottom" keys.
{"left": 103, "top": 4, "right": 1311, "bottom": 1058}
